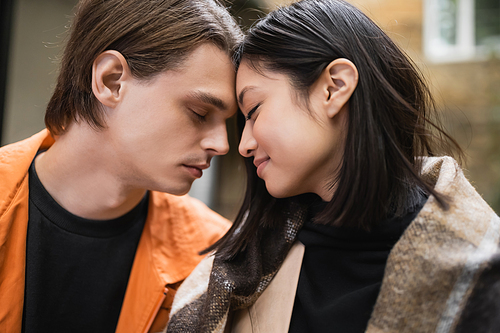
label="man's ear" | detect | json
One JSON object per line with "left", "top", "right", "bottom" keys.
{"left": 91, "top": 50, "right": 130, "bottom": 108}
{"left": 315, "top": 58, "right": 358, "bottom": 118}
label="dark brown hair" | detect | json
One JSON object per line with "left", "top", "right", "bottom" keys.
{"left": 207, "top": 0, "right": 463, "bottom": 259}
{"left": 45, "top": 0, "right": 242, "bottom": 135}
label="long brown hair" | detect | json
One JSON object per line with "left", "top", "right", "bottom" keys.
{"left": 206, "top": 0, "right": 464, "bottom": 260}
{"left": 45, "top": 0, "right": 242, "bottom": 135}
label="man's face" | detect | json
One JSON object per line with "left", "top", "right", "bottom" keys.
{"left": 103, "top": 43, "right": 237, "bottom": 195}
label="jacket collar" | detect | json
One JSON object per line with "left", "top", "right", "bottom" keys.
{"left": 0, "top": 130, "right": 54, "bottom": 217}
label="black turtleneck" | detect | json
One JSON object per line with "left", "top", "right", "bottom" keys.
{"left": 288, "top": 198, "right": 426, "bottom": 333}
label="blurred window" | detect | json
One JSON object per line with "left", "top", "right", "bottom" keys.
{"left": 424, "top": 0, "right": 500, "bottom": 62}
{"left": 476, "top": 0, "right": 500, "bottom": 47}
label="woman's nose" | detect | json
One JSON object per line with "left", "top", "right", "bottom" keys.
{"left": 238, "top": 122, "right": 257, "bottom": 157}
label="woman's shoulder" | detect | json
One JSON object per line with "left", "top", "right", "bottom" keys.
{"left": 368, "top": 157, "right": 500, "bottom": 332}
{"left": 419, "top": 155, "right": 497, "bottom": 233}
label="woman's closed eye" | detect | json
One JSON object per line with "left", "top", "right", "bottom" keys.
{"left": 245, "top": 103, "right": 261, "bottom": 121}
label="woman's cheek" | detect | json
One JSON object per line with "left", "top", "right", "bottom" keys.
{"left": 254, "top": 122, "right": 273, "bottom": 153}
{"left": 252, "top": 122, "right": 263, "bottom": 146}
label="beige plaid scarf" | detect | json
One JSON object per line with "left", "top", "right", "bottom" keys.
{"left": 166, "top": 157, "right": 500, "bottom": 332}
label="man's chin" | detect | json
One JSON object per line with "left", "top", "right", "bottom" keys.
{"left": 150, "top": 182, "right": 193, "bottom": 196}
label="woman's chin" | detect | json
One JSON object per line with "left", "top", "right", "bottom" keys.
{"left": 265, "top": 183, "right": 297, "bottom": 199}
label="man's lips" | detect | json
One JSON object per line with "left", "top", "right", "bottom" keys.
{"left": 184, "top": 163, "right": 210, "bottom": 170}
{"left": 183, "top": 163, "right": 210, "bottom": 178}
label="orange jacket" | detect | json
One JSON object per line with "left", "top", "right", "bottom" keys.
{"left": 0, "top": 130, "right": 231, "bottom": 332}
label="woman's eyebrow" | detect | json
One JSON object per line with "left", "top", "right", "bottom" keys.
{"left": 238, "top": 86, "right": 256, "bottom": 105}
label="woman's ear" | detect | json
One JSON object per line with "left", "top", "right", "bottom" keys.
{"left": 316, "top": 58, "right": 358, "bottom": 118}
{"left": 91, "top": 50, "right": 130, "bottom": 108}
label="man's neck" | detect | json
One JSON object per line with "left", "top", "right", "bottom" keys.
{"left": 35, "top": 124, "right": 147, "bottom": 220}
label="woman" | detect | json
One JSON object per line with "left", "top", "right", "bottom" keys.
{"left": 166, "top": 0, "right": 500, "bottom": 332}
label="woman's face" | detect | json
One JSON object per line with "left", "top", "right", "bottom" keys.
{"left": 236, "top": 60, "right": 347, "bottom": 201}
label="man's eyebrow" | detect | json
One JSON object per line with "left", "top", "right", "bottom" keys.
{"left": 238, "top": 86, "right": 255, "bottom": 106}
{"left": 188, "top": 91, "right": 227, "bottom": 110}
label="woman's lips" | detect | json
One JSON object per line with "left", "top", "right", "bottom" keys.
{"left": 254, "top": 158, "right": 270, "bottom": 178}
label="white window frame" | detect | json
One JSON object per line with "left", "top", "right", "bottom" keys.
{"left": 424, "top": 0, "right": 500, "bottom": 63}
{"left": 424, "top": 0, "right": 475, "bottom": 62}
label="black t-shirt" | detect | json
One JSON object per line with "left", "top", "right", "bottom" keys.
{"left": 288, "top": 198, "right": 426, "bottom": 333}
{"left": 22, "top": 160, "right": 148, "bottom": 333}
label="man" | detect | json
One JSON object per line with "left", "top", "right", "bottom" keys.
{"left": 0, "top": 0, "right": 242, "bottom": 332}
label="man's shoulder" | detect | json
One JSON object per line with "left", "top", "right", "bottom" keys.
{"left": 144, "top": 192, "right": 231, "bottom": 282}
{"left": 0, "top": 130, "right": 53, "bottom": 177}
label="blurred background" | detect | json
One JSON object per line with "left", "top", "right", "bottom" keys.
{"left": 1, "top": 0, "right": 499, "bottom": 219}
